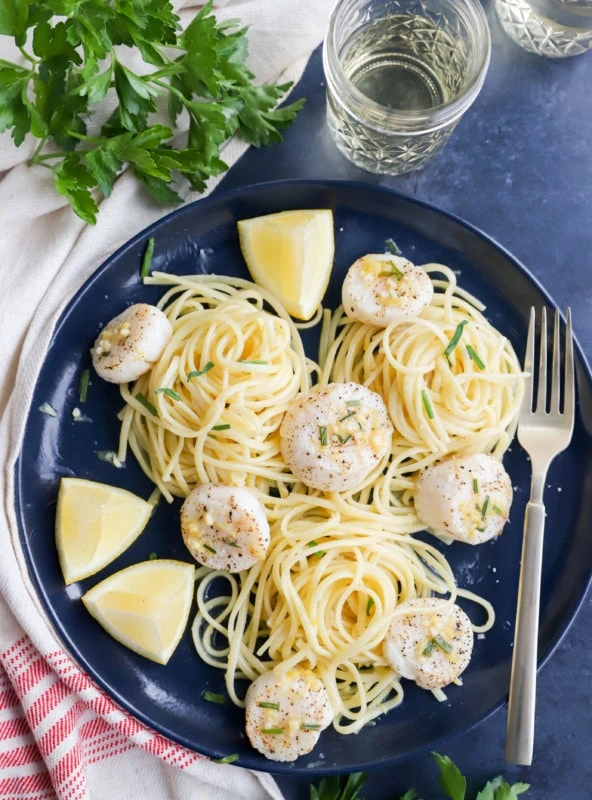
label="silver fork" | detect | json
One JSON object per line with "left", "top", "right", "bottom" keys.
{"left": 505, "top": 307, "right": 575, "bottom": 765}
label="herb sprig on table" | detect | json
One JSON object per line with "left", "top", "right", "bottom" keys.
{"left": 309, "top": 752, "right": 530, "bottom": 800}
{"left": 0, "top": 0, "right": 304, "bottom": 223}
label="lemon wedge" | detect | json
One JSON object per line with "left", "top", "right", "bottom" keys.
{"left": 237, "top": 209, "right": 335, "bottom": 320}
{"left": 82, "top": 560, "right": 195, "bottom": 665}
{"left": 56, "top": 477, "right": 152, "bottom": 585}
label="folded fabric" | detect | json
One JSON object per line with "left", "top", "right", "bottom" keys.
{"left": 0, "top": 1, "right": 333, "bottom": 797}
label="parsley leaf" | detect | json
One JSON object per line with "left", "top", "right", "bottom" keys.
{"left": 309, "top": 773, "right": 367, "bottom": 800}
{"left": 53, "top": 153, "right": 99, "bottom": 224}
{"left": 238, "top": 83, "right": 305, "bottom": 146}
{"left": 433, "top": 752, "right": 467, "bottom": 800}
{"left": 0, "top": 0, "right": 303, "bottom": 222}
{"left": 475, "top": 779, "right": 530, "bottom": 800}
{"left": 0, "top": 0, "right": 29, "bottom": 45}
{"left": 0, "top": 66, "right": 31, "bottom": 145}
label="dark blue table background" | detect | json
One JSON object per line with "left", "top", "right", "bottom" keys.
{"left": 216, "top": 7, "right": 592, "bottom": 799}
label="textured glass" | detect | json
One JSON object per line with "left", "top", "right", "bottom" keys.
{"left": 327, "top": 89, "right": 457, "bottom": 174}
{"left": 323, "top": 0, "right": 490, "bottom": 176}
{"left": 496, "top": 0, "right": 592, "bottom": 57}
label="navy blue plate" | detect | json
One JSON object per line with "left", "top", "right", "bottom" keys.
{"left": 15, "top": 180, "right": 592, "bottom": 775}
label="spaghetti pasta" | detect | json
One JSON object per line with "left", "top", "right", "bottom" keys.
{"left": 117, "top": 273, "right": 313, "bottom": 501}
{"left": 192, "top": 490, "right": 495, "bottom": 732}
{"left": 114, "top": 262, "right": 522, "bottom": 743}
{"left": 320, "top": 263, "right": 524, "bottom": 533}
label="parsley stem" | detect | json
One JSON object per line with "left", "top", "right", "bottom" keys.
{"left": 28, "top": 136, "right": 48, "bottom": 165}
{"left": 18, "top": 46, "right": 38, "bottom": 65}
{"left": 30, "top": 150, "right": 72, "bottom": 163}
{"left": 151, "top": 77, "right": 187, "bottom": 102}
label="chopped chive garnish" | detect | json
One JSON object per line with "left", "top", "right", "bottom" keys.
{"left": 346, "top": 399, "right": 361, "bottom": 406}
{"left": 135, "top": 393, "right": 157, "bottom": 416}
{"left": 466, "top": 345, "right": 486, "bottom": 370}
{"left": 257, "top": 701, "right": 280, "bottom": 710}
{"left": 423, "top": 640, "right": 436, "bottom": 657}
{"left": 140, "top": 236, "right": 155, "bottom": 278}
{"left": 203, "top": 691, "right": 226, "bottom": 704}
{"left": 446, "top": 354, "right": 453, "bottom": 368}
{"left": 301, "top": 723, "right": 322, "bottom": 730}
{"left": 421, "top": 389, "right": 434, "bottom": 419}
{"left": 39, "top": 402, "right": 58, "bottom": 417}
{"left": 187, "top": 362, "right": 215, "bottom": 379}
{"left": 226, "top": 539, "right": 240, "bottom": 548}
{"left": 79, "top": 369, "right": 90, "bottom": 403}
{"left": 319, "top": 425, "right": 328, "bottom": 446}
{"left": 148, "top": 552, "right": 158, "bottom": 560}
{"left": 444, "top": 320, "right": 468, "bottom": 360}
{"left": 492, "top": 504, "right": 503, "bottom": 515}
{"left": 212, "top": 424, "right": 231, "bottom": 431}
{"left": 434, "top": 635, "right": 453, "bottom": 654}
{"left": 216, "top": 754, "right": 239, "bottom": 764}
{"left": 338, "top": 434, "right": 352, "bottom": 444}
{"left": 366, "top": 597, "right": 375, "bottom": 614}
{"left": 481, "top": 495, "right": 490, "bottom": 518}
{"left": 307, "top": 541, "right": 325, "bottom": 558}
{"left": 385, "top": 238, "right": 402, "bottom": 256}
{"left": 473, "top": 478, "right": 479, "bottom": 494}
{"left": 339, "top": 410, "right": 356, "bottom": 423}
{"left": 204, "top": 544, "right": 217, "bottom": 554}
{"left": 476, "top": 527, "right": 486, "bottom": 532}
{"left": 155, "top": 387, "right": 181, "bottom": 401}
{"left": 261, "top": 728, "right": 284, "bottom": 735}
{"left": 238, "top": 359, "right": 268, "bottom": 365}
{"left": 380, "top": 259, "right": 404, "bottom": 279}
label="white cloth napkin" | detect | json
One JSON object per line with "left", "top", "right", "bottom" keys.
{"left": 0, "top": 2, "right": 333, "bottom": 798}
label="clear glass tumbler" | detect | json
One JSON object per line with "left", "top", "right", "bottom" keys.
{"left": 323, "top": 0, "right": 491, "bottom": 176}
{"left": 495, "top": 0, "right": 592, "bottom": 57}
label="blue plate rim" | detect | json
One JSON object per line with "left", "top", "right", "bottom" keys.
{"left": 14, "top": 178, "right": 592, "bottom": 775}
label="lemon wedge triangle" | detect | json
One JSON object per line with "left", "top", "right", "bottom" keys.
{"left": 237, "top": 209, "right": 335, "bottom": 320}
{"left": 56, "top": 477, "right": 153, "bottom": 585}
{"left": 82, "top": 560, "right": 195, "bottom": 665}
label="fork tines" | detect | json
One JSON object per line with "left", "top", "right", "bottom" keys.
{"left": 522, "top": 307, "right": 574, "bottom": 418}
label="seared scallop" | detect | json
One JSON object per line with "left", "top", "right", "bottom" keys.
{"left": 280, "top": 382, "right": 393, "bottom": 492}
{"left": 383, "top": 598, "right": 473, "bottom": 691}
{"left": 245, "top": 668, "right": 334, "bottom": 762}
{"left": 91, "top": 303, "right": 172, "bottom": 384}
{"left": 342, "top": 254, "right": 433, "bottom": 327}
{"left": 415, "top": 453, "right": 513, "bottom": 545}
{"left": 181, "top": 484, "right": 270, "bottom": 572}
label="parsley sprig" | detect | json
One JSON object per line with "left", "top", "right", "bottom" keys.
{"left": 0, "top": 1, "right": 304, "bottom": 223}
{"left": 308, "top": 753, "right": 530, "bottom": 800}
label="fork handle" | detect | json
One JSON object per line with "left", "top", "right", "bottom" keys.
{"left": 505, "top": 501, "right": 546, "bottom": 765}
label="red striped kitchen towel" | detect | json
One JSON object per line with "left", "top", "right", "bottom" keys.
{"left": 0, "top": 619, "right": 283, "bottom": 800}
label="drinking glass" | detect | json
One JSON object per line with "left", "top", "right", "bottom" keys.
{"left": 496, "top": 0, "right": 592, "bottom": 57}
{"left": 323, "top": 0, "right": 491, "bottom": 176}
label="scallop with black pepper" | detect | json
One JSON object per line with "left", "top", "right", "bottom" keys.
{"left": 342, "top": 253, "right": 433, "bottom": 327}
{"left": 279, "top": 382, "right": 393, "bottom": 492}
{"left": 180, "top": 484, "right": 270, "bottom": 572}
{"left": 245, "top": 668, "right": 334, "bottom": 761}
{"left": 383, "top": 598, "right": 474, "bottom": 690}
